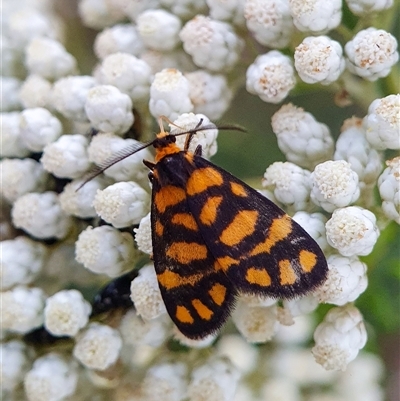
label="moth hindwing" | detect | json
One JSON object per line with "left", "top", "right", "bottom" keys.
{"left": 143, "top": 124, "right": 328, "bottom": 339}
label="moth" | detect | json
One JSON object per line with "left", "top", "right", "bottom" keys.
{"left": 86, "top": 118, "right": 328, "bottom": 339}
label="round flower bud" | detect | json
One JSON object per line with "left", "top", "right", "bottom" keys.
{"left": 0, "top": 158, "right": 48, "bottom": 203}
{"left": 170, "top": 112, "right": 218, "bottom": 158}
{"left": 246, "top": 51, "right": 296, "bottom": 104}
{"left": 52, "top": 75, "right": 96, "bottom": 122}
{"left": 130, "top": 264, "right": 167, "bottom": 320}
{"left": 1, "top": 341, "right": 28, "bottom": 393}
{"left": 378, "top": 157, "right": 400, "bottom": 224}
{"left": 345, "top": 28, "right": 399, "bottom": 81}
{"left": 41, "top": 134, "right": 91, "bottom": 179}
{"left": 73, "top": 323, "right": 122, "bottom": 370}
{"left": 207, "top": 0, "right": 246, "bottom": 26}
{"left": 78, "top": 0, "right": 124, "bottom": 29}
{"left": 325, "top": 206, "right": 379, "bottom": 256}
{"left": 314, "top": 254, "right": 368, "bottom": 305}
{"left": 232, "top": 298, "right": 278, "bottom": 343}
{"left": 346, "top": 0, "right": 393, "bottom": 15}
{"left": 1, "top": 112, "right": 30, "bottom": 158}
{"left": 160, "top": 0, "right": 208, "bottom": 19}
{"left": 84, "top": 84, "right": 134, "bottom": 135}
{"left": 263, "top": 161, "right": 311, "bottom": 211}
{"left": 20, "top": 107, "right": 62, "bottom": 152}
{"left": 180, "top": 15, "right": 244, "bottom": 72}
{"left": 149, "top": 68, "right": 193, "bottom": 121}
{"left": 188, "top": 358, "right": 241, "bottom": 401}
{"left": 1, "top": 236, "right": 47, "bottom": 290}
{"left": 289, "top": 0, "right": 342, "bottom": 33}
{"left": 19, "top": 74, "right": 52, "bottom": 109}
{"left": 364, "top": 94, "right": 400, "bottom": 150}
{"left": 292, "top": 211, "right": 328, "bottom": 252}
{"left": 25, "top": 37, "right": 77, "bottom": 80}
{"left": 93, "top": 181, "right": 150, "bottom": 228}
{"left": 24, "top": 354, "right": 78, "bottom": 401}
{"left": 97, "top": 53, "right": 152, "bottom": 104}
{"left": 134, "top": 212, "right": 153, "bottom": 254}
{"left": 94, "top": 24, "right": 144, "bottom": 60}
{"left": 142, "top": 362, "right": 187, "bottom": 401}
{"left": 312, "top": 305, "right": 367, "bottom": 371}
{"left": 271, "top": 104, "right": 334, "bottom": 169}
{"left": 295, "top": 36, "right": 345, "bottom": 85}
{"left": 1, "top": 76, "right": 21, "bottom": 111}
{"left": 137, "top": 9, "right": 181, "bottom": 51}
{"left": 1, "top": 286, "right": 46, "bottom": 334}
{"left": 310, "top": 160, "right": 360, "bottom": 212}
{"left": 75, "top": 225, "right": 136, "bottom": 277}
{"left": 44, "top": 289, "right": 92, "bottom": 337}
{"left": 244, "top": 0, "right": 293, "bottom": 48}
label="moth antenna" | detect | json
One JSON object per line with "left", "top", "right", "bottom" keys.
{"left": 76, "top": 139, "right": 154, "bottom": 190}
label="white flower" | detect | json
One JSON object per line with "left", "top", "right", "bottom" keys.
{"left": 294, "top": 36, "right": 345, "bottom": 85}
{"left": 0, "top": 236, "right": 47, "bottom": 290}
{"left": 232, "top": 298, "right": 278, "bottom": 343}
{"left": 94, "top": 24, "right": 144, "bottom": 60}
{"left": 263, "top": 161, "right": 311, "bottom": 211}
{"left": 149, "top": 68, "right": 193, "bottom": 120}
{"left": 246, "top": 51, "right": 296, "bottom": 104}
{"left": 325, "top": 206, "right": 380, "bottom": 256}
{"left": 41, "top": 134, "right": 91, "bottom": 179}
{"left": 25, "top": 37, "right": 77, "bottom": 80}
{"left": 244, "top": 0, "right": 294, "bottom": 48}
{"left": 75, "top": 225, "right": 136, "bottom": 277}
{"left": 19, "top": 74, "right": 52, "bottom": 109}
{"left": 185, "top": 70, "right": 233, "bottom": 120}
{"left": 130, "top": 263, "right": 167, "bottom": 320}
{"left": 142, "top": 362, "right": 187, "bottom": 401}
{"left": 1, "top": 341, "right": 28, "bottom": 393}
{"left": 314, "top": 254, "right": 368, "bottom": 305}
{"left": 289, "top": 0, "right": 342, "bottom": 33}
{"left": 1, "top": 112, "right": 30, "bottom": 157}
{"left": 260, "top": 377, "right": 301, "bottom": 401}
{"left": 141, "top": 48, "right": 196, "bottom": 74}
{"left": 170, "top": 112, "right": 219, "bottom": 158}
{"left": 292, "top": 211, "right": 328, "bottom": 252}
{"left": 378, "top": 157, "right": 400, "bottom": 224}
{"left": 120, "top": 310, "right": 170, "bottom": 347}
{"left": 310, "top": 160, "right": 360, "bottom": 212}
{"left": 282, "top": 295, "right": 320, "bottom": 321}
{"left": 346, "top": 0, "right": 393, "bottom": 15}
{"left": 363, "top": 94, "right": 400, "bottom": 150}
{"left": 217, "top": 334, "right": 259, "bottom": 374}
{"left": 11, "top": 191, "right": 72, "bottom": 239}
{"left": 1, "top": 286, "right": 46, "bottom": 334}
{"left": 87, "top": 133, "right": 152, "bottom": 187}
{"left": 7, "top": 7, "right": 61, "bottom": 50}
{"left": 0, "top": 158, "right": 48, "bottom": 203}
{"left": 78, "top": 0, "right": 125, "bottom": 29}
{"left": 137, "top": 9, "right": 182, "bottom": 51}
{"left": 271, "top": 104, "right": 334, "bottom": 169}
{"left": 345, "top": 28, "right": 399, "bottom": 81}
{"left": 73, "top": 322, "right": 122, "bottom": 370}
{"left": 93, "top": 181, "right": 150, "bottom": 228}
{"left": 59, "top": 176, "right": 111, "bottom": 219}
{"left": 188, "top": 358, "right": 241, "bottom": 401}
{"left": 312, "top": 305, "right": 367, "bottom": 371}
{"left": 44, "top": 289, "right": 92, "bottom": 337}
{"left": 134, "top": 212, "right": 153, "bottom": 254}
{"left": 52, "top": 75, "right": 96, "bottom": 121}
{"left": 207, "top": 0, "right": 246, "bottom": 26}
{"left": 173, "top": 329, "right": 217, "bottom": 348}
{"left": 275, "top": 314, "right": 315, "bottom": 344}
{"left": 84, "top": 84, "right": 134, "bottom": 134}
{"left": 19, "top": 107, "right": 62, "bottom": 152}
{"left": 180, "top": 15, "right": 244, "bottom": 72}
{"left": 97, "top": 53, "right": 152, "bottom": 104}
{"left": 334, "top": 117, "right": 382, "bottom": 188}
{"left": 24, "top": 353, "right": 78, "bottom": 401}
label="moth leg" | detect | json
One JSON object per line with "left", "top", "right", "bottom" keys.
{"left": 143, "top": 159, "right": 156, "bottom": 170}
{"left": 194, "top": 145, "right": 203, "bottom": 156}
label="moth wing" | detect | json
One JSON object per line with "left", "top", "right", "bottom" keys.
{"left": 185, "top": 156, "right": 328, "bottom": 299}
{"left": 150, "top": 176, "right": 236, "bottom": 339}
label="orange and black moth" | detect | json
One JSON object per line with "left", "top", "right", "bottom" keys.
{"left": 93, "top": 120, "right": 328, "bottom": 339}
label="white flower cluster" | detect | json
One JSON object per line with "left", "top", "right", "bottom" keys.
{"left": 1, "top": 1, "right": 397, "bottom": 400}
